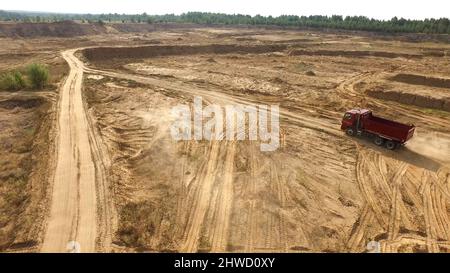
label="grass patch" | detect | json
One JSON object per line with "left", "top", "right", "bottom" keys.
{"left": 0, "top": 71, "right": 26, "bottom": 91}
{"left": 27, "top": 64, "right": 49, "bottom": 90}
{"left": 0, "top": 64, "right": 50, "bottom": 91}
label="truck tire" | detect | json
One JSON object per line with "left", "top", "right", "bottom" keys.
{"left": 346, "top": 128, "right": 355, "bottom": 136}
{"left": 385, "top": 140, "right": 397, "bottom": 150}
{"left": 374, "top": 136, "right": 384, "bottom": 146}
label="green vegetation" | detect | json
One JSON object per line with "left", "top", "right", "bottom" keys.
{"left": 1, "top": 10, "right": 450, "bottom": 34}
{"left": 26, "top": 64, "right": 49, "bottom": 89}
{"left": 0, "top": 64, "right": 49, "bottom": 91}
{"left": 0, "top": 71, "right": 26, "bottom": 91}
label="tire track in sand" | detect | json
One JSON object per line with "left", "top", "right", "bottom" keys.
{"left": 421, "top": 172, "right": 440, "bottom": 253}
{"left": 42, "top": 49, "right": 108, "bottom": 253}
{"left": 387, "top": 163, "right": 408, "bottom": 242}
{"left": 245, "top": 144, "right": 258, "bottom": 252}
{"left": 355, "top": 147, "right": 388, "bottom": 228}
{"left": 181, "top": 141, "right": 220, "bottom": 252}
{"left": 347, "top": 204, "right": 374, "bottom": 250}
{"left": 210, "top": 141, "right": 236, "bottom": 252}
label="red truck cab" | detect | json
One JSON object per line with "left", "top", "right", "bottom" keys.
{"left": 341, "top": 109, "right": 415, "bottom": 150}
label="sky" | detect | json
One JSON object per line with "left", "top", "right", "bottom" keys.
{"left": 1, "top": 0, "right": 449, "bottom": 20}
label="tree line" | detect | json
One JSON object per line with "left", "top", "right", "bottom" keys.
{"left": 1, "top": 10, "right": 449, "bottom": 35}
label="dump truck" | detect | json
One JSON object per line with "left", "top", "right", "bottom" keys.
{"left": 341, "top": 109, "right": 415, "bottom": 150}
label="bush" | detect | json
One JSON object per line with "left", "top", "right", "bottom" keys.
{"left": 0, "top": 71, "right": 26, "bottom": 91}
{"left": 27, "top": 64, "right": 49, "bottom": 89}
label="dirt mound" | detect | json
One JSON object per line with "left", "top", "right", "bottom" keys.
{"left": 110, "top": 22, "right": 198, "bottom": 33}
{"left": 288, "top": 49, "right": 422, "bottom": 59}
{"left": 109, "top": 23, "right": 159, "bottom": 33}
{"left": 420, "top": 49, "right": 448, "bottom": 57}
{"left": 389, "top": 73, "right": 450, "bottom": 89}
{"left": 366, "top": 89, "right": 450, "bottom": 112}
{"left": 0, "top": 21, "right": 107, "bottom": 38}
{"left": 82, "top": 44, "right": 288, "bottom": 61}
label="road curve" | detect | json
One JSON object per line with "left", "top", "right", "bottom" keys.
{"left": 41, "top": 49, "right": 98, "bottom": 253}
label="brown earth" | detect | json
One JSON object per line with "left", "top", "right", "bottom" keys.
{"left": 366, "top": 89, "right": 450, "bottom": 112}
{"left": 0, "top": 95, "right": 55, "bottom": 251}
{"left": 360, "top": 73, "right": 450, "bottom": 112}
{"left": 0, "top": 21, "right": 107, "bottom": 38}
{"left": 0, "top": 25, "right": 449, "bottom": 253}
{"left": 389, "top": 73, "right": 450, "bottom": 89}
{"left": 80, "top": 30, "right": 450, "bottom": 253}
{"left": 288, "top": 49, "right": 423, "bottom": 59}
{"left": 82, "top": 44, "right": 289, "bottom": 62}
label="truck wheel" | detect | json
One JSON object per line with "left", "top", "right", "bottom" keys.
{"left": 374, "top": 136, "right": 384, "bottom": 146}
{"left": 385, "top": 140, "right": 397, "bottom": 150}
{"left": 346, "top": 128, "right": 355, "bottom": 136}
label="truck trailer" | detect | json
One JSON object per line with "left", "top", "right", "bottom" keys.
{"left": 341, "top": 109, "right": 415, "bottom": 150}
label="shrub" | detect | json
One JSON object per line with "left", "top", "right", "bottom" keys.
{"left": 27, "top": 63, "right": 49, "bottom": 89}
{"left": 12, "top": 71, "right": 26, "bottom": 88}
{"left": 0, "top": 71, "right": 26, "bottom": 91}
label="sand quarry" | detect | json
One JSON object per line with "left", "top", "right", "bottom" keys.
{"left": 0, "top": 23, "right": 449, "bottom": 253}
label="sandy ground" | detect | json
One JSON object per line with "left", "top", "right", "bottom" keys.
{"left": 41, "top": 50, "right": 98, "bottom": 252}
{"left": 80, "top": 29, "right": 449, "bottom": 252}
{"left": 0, "top": 94, "right": 54, "bottom": 251}
{"left": 0, "top": 26, "right": 449, "bottom": 253}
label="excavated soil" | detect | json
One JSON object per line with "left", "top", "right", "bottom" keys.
{"left": 0, "top": 95, "right": 55, "bottom": 251}
{"left": 366, "top": 89, "right": 450, "bottom": 112}
{"left": 82, "top": 44, "right": 288, "bottom": 61}
{"left": 80, "top": 29, "right": 450, "bottom": 253}
{"left": 288, "top": 49, "right": 423, "bottom": 59}
{"left": 1, "top": 25, "right": 450, "bottom": 253}
{"left": 0, "top": 21, "right": 107, "bottom": 38}
{"left": 361, "top": 72, "right": 450, "bottom": 112}
{"left": 389, "top": 74, "right": 450, "bottom": 89}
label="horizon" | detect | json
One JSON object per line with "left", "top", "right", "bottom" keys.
{"left": 1, "top": 0, "right": 449, "bottom": 20}
{"left": 3, "top": 9, "right": 450, "bottom": 22}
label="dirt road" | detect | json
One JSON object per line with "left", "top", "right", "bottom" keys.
{"left": 84, "top": 67, "right": 342, "bottom": 137}
{"left": 41, "top": 49, "right": 100, "bottom": 253}
{"left": 41, "top": 42, "right": 449, "bottom": 253}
